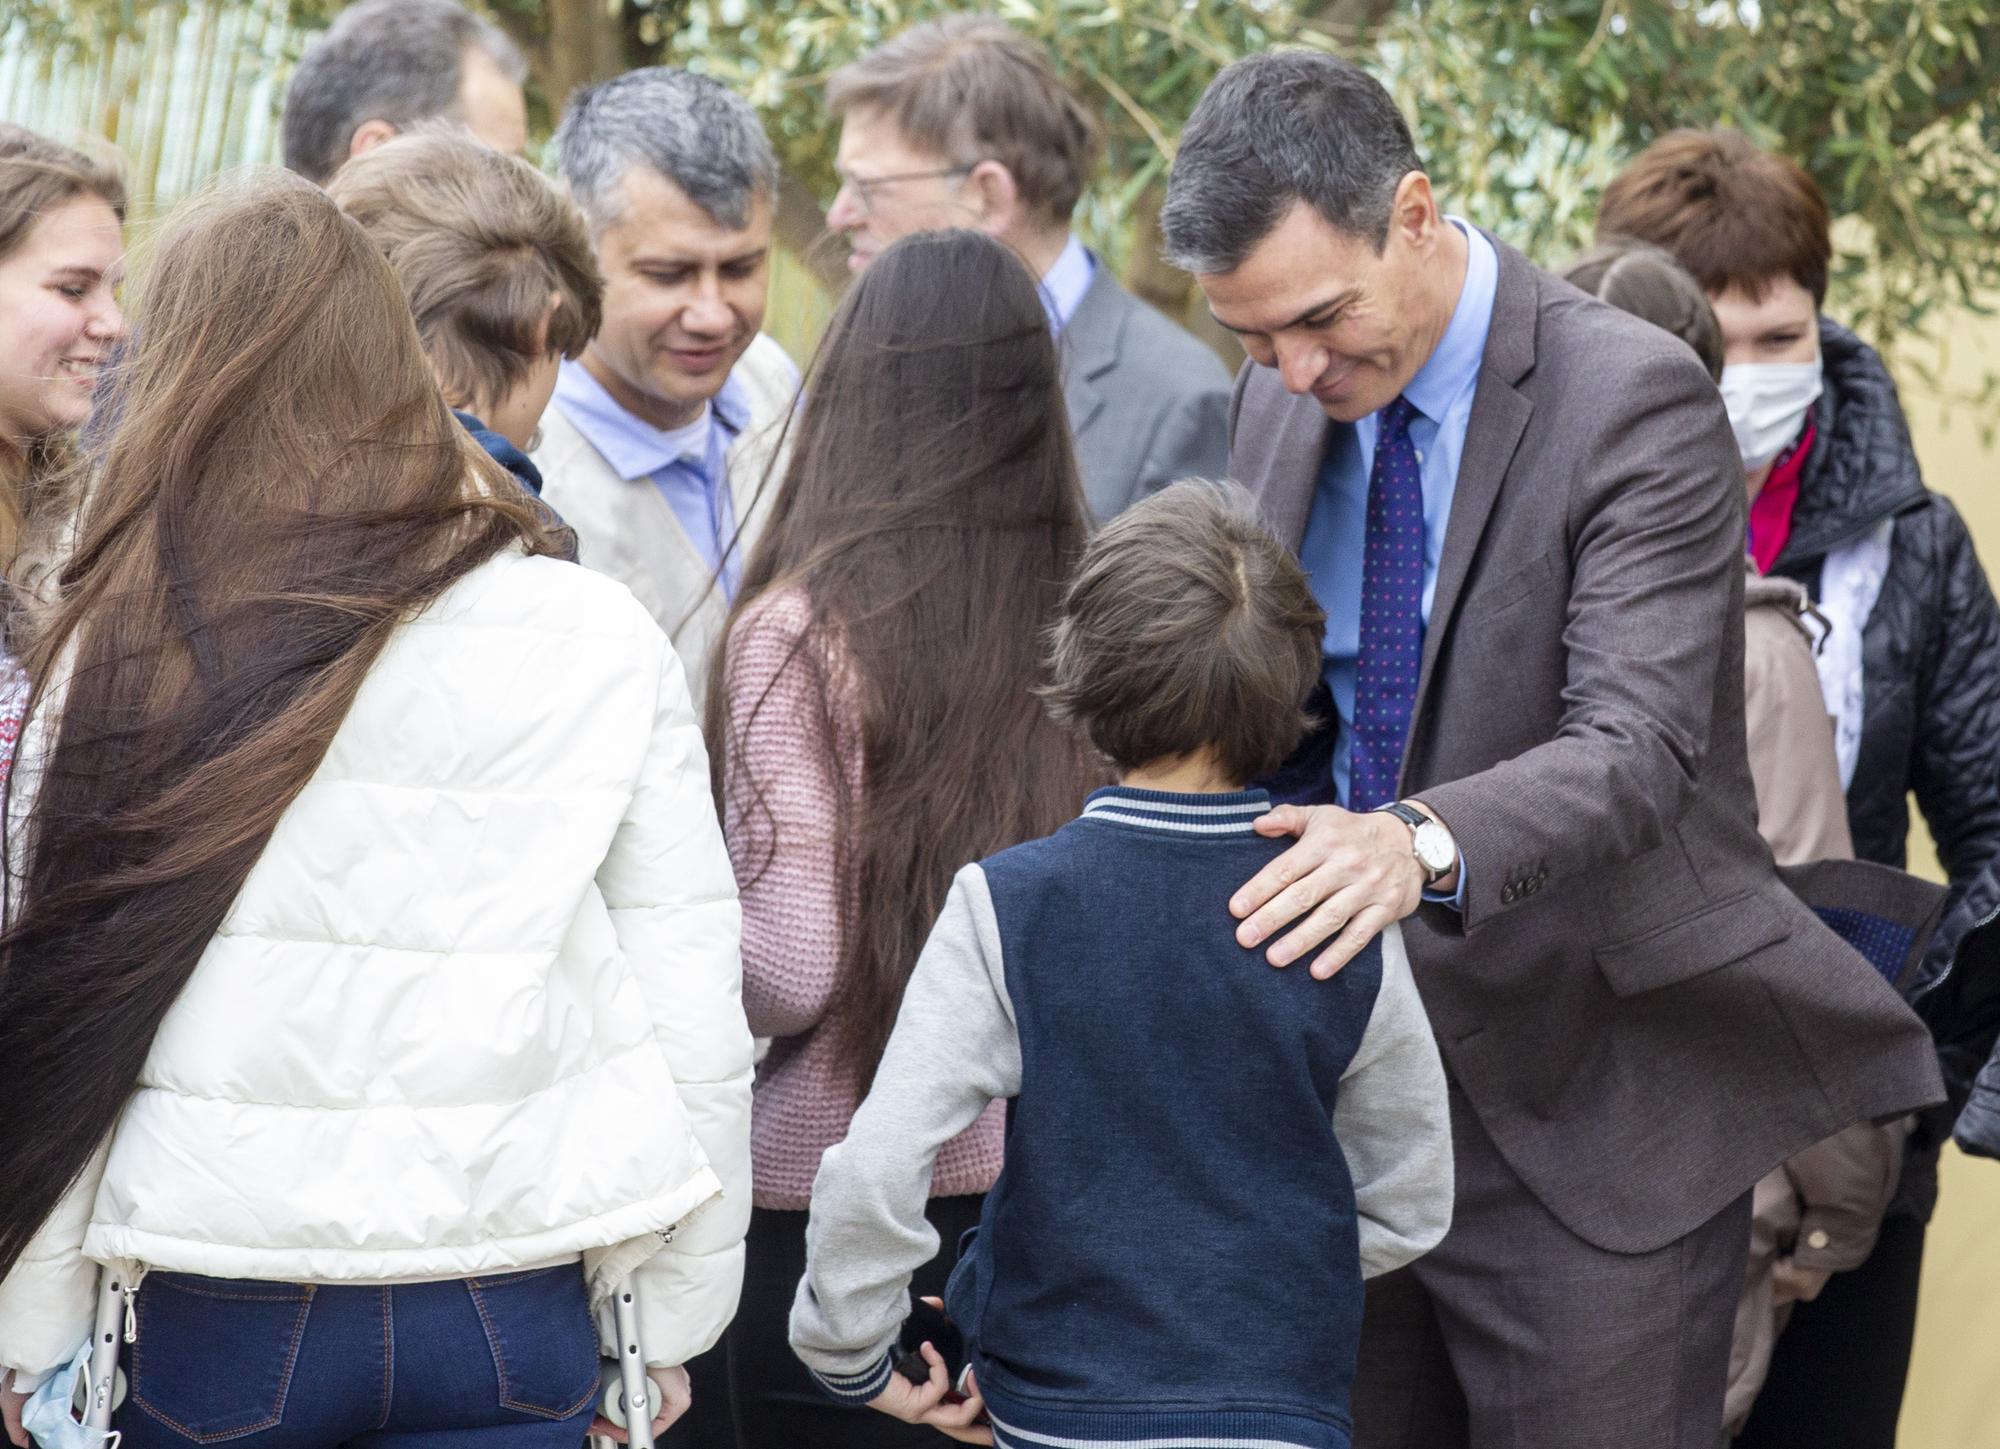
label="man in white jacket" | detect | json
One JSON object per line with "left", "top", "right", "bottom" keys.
{"left": 535, "top": 68, "right": 799, "bottom": 715}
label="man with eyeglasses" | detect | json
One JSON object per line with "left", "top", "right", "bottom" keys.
{"left": 825, "top": 16, "right": 1230, "bottom": 521}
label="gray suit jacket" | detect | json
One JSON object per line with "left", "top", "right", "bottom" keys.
{"left": 1229, "top": 236, "right": 1942, "bottom": 1254}
{"left": 1062, "top": 263, "right": 1230, "bottom": 521}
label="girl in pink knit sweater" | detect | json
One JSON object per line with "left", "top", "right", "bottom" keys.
{"left": 699, "top": 229, "right": 1103, "bottom": 1447}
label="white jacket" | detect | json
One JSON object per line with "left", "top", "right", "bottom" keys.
{"left": 534, "top": 333, "right": 797, "bottom": 716}
{"left": 0, "top": 549, "right": 755, "bottom": 1382}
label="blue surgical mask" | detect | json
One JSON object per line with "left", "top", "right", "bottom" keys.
{"left": 22, "top": 1338, "right": 122, "bottom": 1449}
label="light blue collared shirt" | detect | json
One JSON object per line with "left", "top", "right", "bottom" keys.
{"left": 1298, "top": 221, "right": 1496, "bottom": 903}
{"left": 1038, "top": 233, "right": 1095, "bottom": 334}
{"left": 551, "top": 358, "right": 750, "bottom": 597}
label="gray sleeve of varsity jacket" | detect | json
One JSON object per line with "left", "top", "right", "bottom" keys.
{"left": 788, "top": 863, "right": 1020, "bottom": 1402}
{"left": 1335, "top": 922, "right": 1455, "bottom": 1278}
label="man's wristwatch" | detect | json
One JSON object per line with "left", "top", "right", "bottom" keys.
{"left": 1374, "top": 801, "right": 1457, "bottom": 887}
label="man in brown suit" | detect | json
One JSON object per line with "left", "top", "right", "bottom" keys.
{"left": 1158, "top": 52, "right": 1943, "bottom": 1446}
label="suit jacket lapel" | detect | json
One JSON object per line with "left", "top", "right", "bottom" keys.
{"left": 1060, "top": 265, "right": 1126, "bottom": 442}
{"left": 1228, "top": 372, "right": 1334, "bottom": 554}
{"left": 1412, "top": 238, "right": 1540, "bottom": 720}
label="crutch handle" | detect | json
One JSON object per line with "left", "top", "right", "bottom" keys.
{"left": 609, "top": 1276, "right": 656, "bottom": 1449}
{"left": 82, "top": 1268, "right": 128, "bottom": 1431}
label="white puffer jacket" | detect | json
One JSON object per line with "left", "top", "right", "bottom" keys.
{"left": 0, "top": 549, "right": 755, "bottom": 1383}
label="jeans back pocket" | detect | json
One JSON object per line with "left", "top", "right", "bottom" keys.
{"left": 129, "top": 1274, "right": 313, "bottom": 1444}
{"left": 465, "top": 1266, "right": 598, "bottom": 1421}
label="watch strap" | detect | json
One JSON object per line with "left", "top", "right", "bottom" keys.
{"left": 1373, "top": 801, "right": 1449, "bottom": 884}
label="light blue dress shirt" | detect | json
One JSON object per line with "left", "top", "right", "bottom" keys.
{"left": 1298, "top": 220, "right": 1498, "bottom": 809}
{"left": 1038, "top": 233, "right": 1096, "bottom": 335}
{"left": 551, "top": 359, "right": 750, "bottom": 598}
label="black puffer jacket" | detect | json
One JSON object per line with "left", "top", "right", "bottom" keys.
{"left": 1940, "top": 912, "right": 2000, "bottom": 1160}
{"left": 1768, "top": 319, "right": 2000, "bottom": 1217}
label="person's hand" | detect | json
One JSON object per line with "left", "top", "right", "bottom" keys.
{"left": 1771, "top": 1258, "right": 1833, "bottom": 1307}
{"left": 2, "top": 1369, "right": 30, "bottom": 1449}
{"left": 1230, "top": 805, "right": 1428, "bottom": 977}
{"left": 588, "top": 1364, "right": 692, "bottom": 1442}
{"left": 868, "top": 1341, "right": 992, "bottom": 1445}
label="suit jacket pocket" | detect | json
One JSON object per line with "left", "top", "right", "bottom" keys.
{"left": 1466, "top": 547, "right": 1559, "bottom": 621}
{"left": 1596, "top": 892, "right": 1790, "bottom": 997}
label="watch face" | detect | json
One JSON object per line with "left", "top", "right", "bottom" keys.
{"left": 1413, "top": 820, "right": 1455, "bottom": 874}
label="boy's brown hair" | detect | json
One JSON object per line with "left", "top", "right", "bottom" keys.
{"left": 1044, "top": 480, "right": 1325, "bottom": 784}
{"left": 827, "top": 16, "right": 1102, "bottom": 228}
{"left": 1595, "top": 128, "right": 1831, "bottom": 306}
{"left": 325, "top": 127, "right": 602, "bottom": 418}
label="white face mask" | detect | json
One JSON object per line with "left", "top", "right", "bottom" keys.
{"left": 1718, "top": 358, "right": 1823, "bottom": 472}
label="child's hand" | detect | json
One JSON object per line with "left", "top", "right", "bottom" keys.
{"left": 868, "top": 1342, "right": 992, "bottom": 1445}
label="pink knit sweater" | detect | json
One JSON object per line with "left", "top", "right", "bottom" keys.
{"left": 720, "top": 586, "right": 1005, "bottom": 1210}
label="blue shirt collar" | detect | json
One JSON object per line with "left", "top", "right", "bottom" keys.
{"left": 1400, "top": 219, "right": 1498, "bottom": 426}
{"left": 551, "top": 357, "right": 750, "bottom": 483}
{"left": 1039, "top": 233, "right": 1096, "bottom": 335}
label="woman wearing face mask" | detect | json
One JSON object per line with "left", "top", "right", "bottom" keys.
{"left": 1597, "top": 129, "right": 2000, "bottom": 1449}
{"left": 0, "top": 126, "right": 125, "bottom": 778}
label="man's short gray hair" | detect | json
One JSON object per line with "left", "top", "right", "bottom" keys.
{"left": 555, "top": 68, "right": 778, "bottom": 233}
{"left": 1160, "top": 50, "right": 1422, "bottom": 275}
{"left": 282, "top": 0, "right": 526, "bottom": 185}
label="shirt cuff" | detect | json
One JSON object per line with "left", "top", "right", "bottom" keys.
{"left": 3, "top": 1364, "right": 54, "bottom": 1395}
{"left": 807, "top": 1351, "right": 897, "bottom": 1405}
{"left": 1421, "top": 850, "right": 1468, "bottom": 911}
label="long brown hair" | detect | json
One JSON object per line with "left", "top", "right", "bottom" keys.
{"left": 0, "top": 124, "right": 125, "bottom": 570}
{"left": 0, "top": 169, "right": 569, "bottom": 1278}
{"left": 707, "top": 227, "right": 1099, "bottom": 1092}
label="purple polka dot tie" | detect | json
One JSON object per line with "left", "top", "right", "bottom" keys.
{"left": 1352, "top": 395, "right": 1424, "bottom": 812}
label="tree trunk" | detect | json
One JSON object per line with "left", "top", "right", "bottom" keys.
{"left": 773, "top": 169, "right": 848, "bottom": 291}
{"left": 493, "top": 0, "right": 630, "bottom": 108}
{"left": 1303, "top": 0, "right": 1400, "bottom": 48}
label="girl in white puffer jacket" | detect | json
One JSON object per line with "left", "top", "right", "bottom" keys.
{"left": 0, "top": 172, "right": 753, "bottom": 1449}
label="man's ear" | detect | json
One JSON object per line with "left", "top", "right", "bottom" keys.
{"left": 964, "top": 159, "right": 1024, "bottom": 239}
{"left": 347, "top": 118, "right": 400, "bottom": 161}
{"left": 1388, "top": 171, "right": 1442, "bottom": 255}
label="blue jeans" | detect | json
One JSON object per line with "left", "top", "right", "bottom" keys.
{"left": 114, "top": 1266, "right": 599, "bottom": 1449}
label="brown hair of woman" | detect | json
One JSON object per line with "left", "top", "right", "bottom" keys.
{"left": 0, "top": 169, "right": 571, "bottom": 1277}
{"left": 706, "top": 226, "right": 1100, "bottom": 1092}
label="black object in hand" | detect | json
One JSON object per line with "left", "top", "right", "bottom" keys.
{"left": 892, "top": 1298, "right": 968, "bottom": 1387}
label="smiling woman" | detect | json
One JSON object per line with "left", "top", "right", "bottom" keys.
{"left": 0, "top": 124, "right": 125, "bottom": 581}
{"left": 0, "top": 124, "right": 124, "bottom": 806}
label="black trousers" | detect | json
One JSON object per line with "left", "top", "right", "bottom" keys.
{"left": 1733, "top": 1212, "right": 1928, "bottom": 1449}
{"left": 664, "top": 1195, "right": 985, "bottom": 1449}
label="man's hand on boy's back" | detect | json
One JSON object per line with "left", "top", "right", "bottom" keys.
{"left": 1230, "top": 804, "right": 1432, "bottom": 977}
{"left": 869, "top": 1341, "right": 992, "bottom": 1445}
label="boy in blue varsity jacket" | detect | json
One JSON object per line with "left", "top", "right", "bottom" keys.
{"left": 789, "top": 480, "right": 1454, "bottom": 1449}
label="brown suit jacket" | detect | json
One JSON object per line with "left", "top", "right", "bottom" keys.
{"left": 1229, "top": 236, "right": 1942, "bottom": 1254}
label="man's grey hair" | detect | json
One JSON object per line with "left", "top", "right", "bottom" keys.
{"left": 1160, "top": 50, "right": 1423, "bottom": 275}
{"left": 282, "top": 0, "right": 526, "bottom": 185}
{"left": 554, "top": 68, "right": 778, "bottom": 234}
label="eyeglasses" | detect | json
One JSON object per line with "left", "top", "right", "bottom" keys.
{"left": 835, "top": 163, "right": 978, "bottom": 214}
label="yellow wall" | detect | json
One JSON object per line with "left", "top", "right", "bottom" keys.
{"left": 1892, "top": 313, "right": 2000, "bottom": 1449}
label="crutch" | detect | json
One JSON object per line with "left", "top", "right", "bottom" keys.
{"left": 593, "top": 1273, "right": 657, "bottom": 1449}
{"left": 79, "top": 1265, "right": 128, "bottom": 1432}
